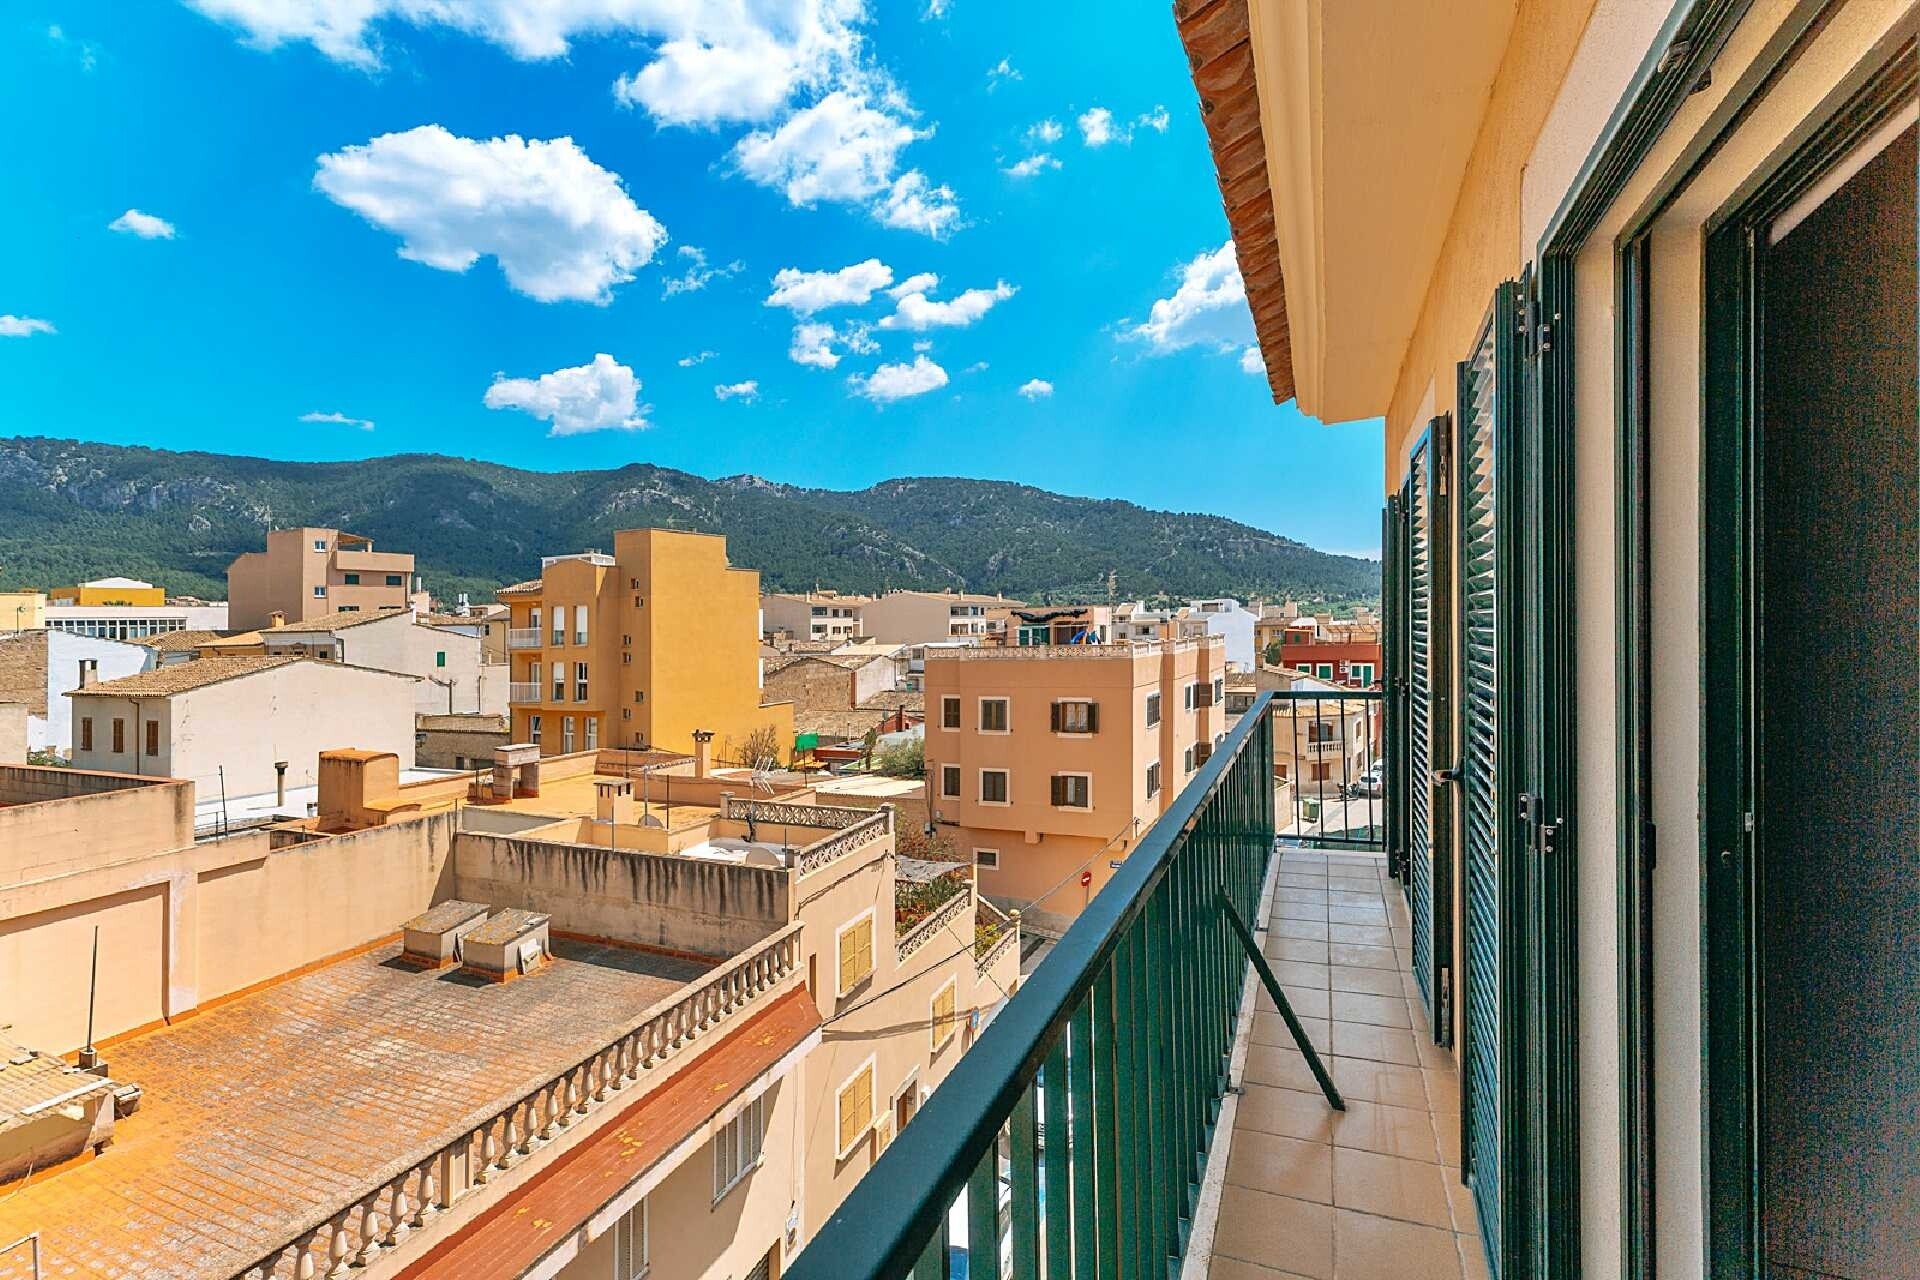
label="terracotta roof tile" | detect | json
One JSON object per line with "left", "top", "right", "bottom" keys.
{"left": 65, "top": 654, "right": 298, "bottom": 698}
{"left": 268, "top": 607, "right": 409, "bottom": 633}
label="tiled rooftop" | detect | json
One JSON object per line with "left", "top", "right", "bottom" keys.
{"left": 1206, "top": 848, "right": 1482, "bottom": 1280}
{"left": 0, "top": 937, "right": 708, "bottom": 1280}
{"left": 266, "top": 607, "right": 409, "bottom": 633}
{"left": 65, "top": 653, "right": 297, "bottom": 698}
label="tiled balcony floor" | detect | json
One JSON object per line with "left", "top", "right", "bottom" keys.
{"left": 1209, "top": 847, "right": 1486, "bottom": 1280}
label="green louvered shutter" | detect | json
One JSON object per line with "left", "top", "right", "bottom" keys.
{"left": 1384, "top": 492, "right": 1410, "bottom": 883}
{"left": 1404, "top": 421, "right": 1454, "bottom": 1025}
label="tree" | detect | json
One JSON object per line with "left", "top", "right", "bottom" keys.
{"left": 874, "top": 737, "right": 924, "bottom": 778}
{"left": 724, "top": 724, "right": 785, "bottom": 769}
{"left": 1262, "top": 638, "right": 1285, "bottom": 667}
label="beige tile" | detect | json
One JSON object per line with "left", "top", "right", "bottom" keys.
{"left": 1331, "top": 992, "right": 1412, "bottom": 1028}
{"left": 1326, "top": 890, "right": 1381, "bottom": 907}
{"left": 1328, "top": 878, "right": 1381, "bottom": 896}
{"left": 1227, "top": 1129, "right": 1334, "bottom": 1203}
{"left": 1271, "top": 959, "right": 1332, "bottom": 988}
{"left": 1267, "top": 937, "right": 1330, "bottom": 964}
{"left": 1254, "top": 1011, "right": 1331, "bottom": 1053}
{"left": 1328, "top": 1099, "right": 1438, "bottom": 1162}
{"left": 1213, "top": 1186, "right": 1334, "bottom": 1280}
{"left": 1456, "top": 1232, "right": 1491, "bottom": 1280}
{"left": 1415, "top": 1035, "right": 1457, "bottom": 1073}
{"left": 1276, "top": 888, "right": 1332, "bottom": 905}
{"left": 1329, "top": 906, "right": 1389, "bottom": 926}
{"left": 1431, "top": 1109, "right": 1462, "bottom": 1167}
{"left": 1212, "top": 1257, "right": 1320, "bottom": 1280}
{"left": 1258, "top": 985, "right": 1331, "bottom": 1021}
{"left": 1237, "top": 1081, "right": 1339, "bottom": 1143}
{"left": 1276, "top": 902, "right": 1330, "bottom": 923}
{"left": 1331, "top": 1208, "right": 1463, "bottom": 1280}
{"left": 1423, "top": 1067, "right": 1461, "bottom": 1113}
{"left": 1243, "top": 1041, "right": 1326, "bottom": 1094}
{"left": 1327, "top": 1057, "right": 1429, "bottom": 1109}
{"left": 1331, "top": 1146, "right": 1452, "bottom": 1228}
{"left": 1327, "top": 923, "right": 1395, "bottom": 947}
{"left": 1445, "top": 1175, "right": 1480, "bottom": 1237}
{"left": 1327, "top": 943, "right": 1399, "bottom": 970}
{"left": 1328, "top": 1022, "right": 1422, "bottom": 1066}
{"left": 1272, "top": 918, "right": 1332, "bottom": 941}
{"left": 1277, "top": 874, "right": 1329, "bottom": 889}
{"left": 1328, "top": 966, "right": 1403, "bottom": 997}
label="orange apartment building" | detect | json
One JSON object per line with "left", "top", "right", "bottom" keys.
{"left": 227, "top": 526, "right": 423, "bottom": 630}
{"left": 923, "top": 635, "right": 1224, "bottom": 927}
{"left": 500, "top": 529, "right": 795, "bottom": 761}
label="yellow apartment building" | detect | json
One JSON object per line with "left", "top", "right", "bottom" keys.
{"left": 227, "top": 526, "right": 422, "bottom": 630}
{"left": 50, "top": 576, "right": 167, "bottom": 607}
{"left": 923, "top": 635, "right": 1224, "bottom": 926}
{"left": 500, "top": 529, "right": 795, "bottom": 762}
{"left": 0, "top": 590, "right": 46, "bottom": 633}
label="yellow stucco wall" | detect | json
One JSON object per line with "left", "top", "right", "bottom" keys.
{"left": 55, "top": 584, "right": 166, "bottom": 607}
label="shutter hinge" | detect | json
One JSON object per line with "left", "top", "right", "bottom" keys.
{"left": 1539, "top": 818, "right": 1562, "bottom": 859}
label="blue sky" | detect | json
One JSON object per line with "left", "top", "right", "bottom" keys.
{"left": 0, "top": 1, "right": 1384, "bottom": 558}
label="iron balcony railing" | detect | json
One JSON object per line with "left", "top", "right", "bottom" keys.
{"left": 505, "top": 627, "right": 540, "bottom": 649}
{"left": 787, "top": 692, "right": 1279, "bottom": 1280}
{"left": 1273, "top": 688, "right": 1384, "bottom": 851}
{"left": 506, "top": 681, "right": 540, "bottom": 704}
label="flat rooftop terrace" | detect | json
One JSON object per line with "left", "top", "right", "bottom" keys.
{"left": 0, "top": 937, "right": 708, "bottom": 1280}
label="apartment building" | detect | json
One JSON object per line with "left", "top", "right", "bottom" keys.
{"left": 0, "top": 628, "right": 155, "bottom": 757}
{"left": 67, "top": 655, "right": 417, "bottom": 795}
{"left": 998, "top": 603, "right": 1115, "bottom": 646}
{"left": 1170, "top": 0, "right": 1918, "bottom": 1275}
{"left": 859, "top": 588, "right": 1021, "bottom": 645}
{"left": 500, "top": 529, "right": 795, "bottom": 761}
{"left": 1276, "top": 615, "right": 1383, "bottom": 686}
{"left": 260, "top": 607, "right": 507, "bottom": 716}
{"left": 0, "top": 740, "right": 1017, "bottom": 1280}
{"left": 923, "top": 635, "right": 1224, "bottom": 926}
{"left": 49, "top": 576, "right": 167, "bottom": 607}
{"left": 227, "top": 526, "right": 423, "bottom": 630}
{"left": 45, "top": 599, "right": 230, "bottom": 640}
{"left": 1183, "top": 597, "right": 1259, "bottom": 669}
{"left": 761, "top": 589, "right": 873, "bottom": 641}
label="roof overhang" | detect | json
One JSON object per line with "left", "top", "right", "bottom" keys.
{"left": 1179, "top": 0, "right": 1519, "bottom": 421}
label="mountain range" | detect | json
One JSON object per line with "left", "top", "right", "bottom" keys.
{"left": 0, "top": 437, "right": 1380, "bottom": 609}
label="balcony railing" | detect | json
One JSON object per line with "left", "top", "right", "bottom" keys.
{"left": 787, "top": 693, "right": 1278, "bottom": 1280}
{"left": 506, "top": 627, "right": 540, "bottom": 649}
{"left": 507, "top": 682, "right": 540, "bottom": 704}
{"left": 1275, "top": 689, "right": 1384, "bottom": 850}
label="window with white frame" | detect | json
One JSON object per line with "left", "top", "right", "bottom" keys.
{"left": 978, "top": 697, "right": 1010, "bottom": 732}
{"left": 1145, "top": 692, "right": 1161, "bottom": 726}
{"left": 1350, "top": 662, "right": 1376, "bottom": 685}
{"left": 313, "top": 585, "right": 327, "bottom": 598}
{"left": 1184, "top": 745, "right": 1196, "bottom": 773}
{"left": 979, "top": 769, "right": 1009, "bottom": 804}
{"left": 586, "top": 718, "right": 598, "bottom": 750}
{"left": 973, "top": 848, "right": 1000, "bottom": 870}
{"left": 612, "top": 1199, "right": 648, "bottom": 1279}
{"left": 552, "top": 664, "right": 566, "bottom": 701}
{"left": 940, "top": 696, "right": 961, "bottom": 729}
{"left": 551, "top": 609, "right": 565, "bottom": 645}
{"left": 312, "top": 538, "right": 327, "bottom": 552}
{"left": 836, "top": 1060, "right": 875, "bottom": 1158}
{"left": 929, "top": 978, "right": 959, "bottom": 1051}
{"left": 836, "top": 912, "right": 875, "bottom": 994}
{"left": 574, "top": 605, "right": 588, "bottom": 645}
{"left": 1317, "top": 663, "right": 1334, "bottom": 679}
{"left": 940, "top": 764, "right": 961, "bottom": 798}
{"left": 713, "top": 1094, "right": 766, "bottom": 1201}
{"left": 1050, "top": 774, "right": 1091, "bottom": 808}
{"left": 562, "top": 716, "right": 575, "bottom": 754}
{"left": 528, "top": 714, "right": 542, "bottom": 745}
{"left": 1146, "top": 762, "right": 1161, "bottom": 797}
{"left": 575, "top": 661, "right": 589, "bottom": 701}
{"left": 1052, "top": 699, "right": 1097, "bottom": 734}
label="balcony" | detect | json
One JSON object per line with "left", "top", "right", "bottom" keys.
{"left": 507, "top": 682, "right": 540, "bottom": 704}
{"left": 506, "top": 627, "right": 540, "bottom": 650}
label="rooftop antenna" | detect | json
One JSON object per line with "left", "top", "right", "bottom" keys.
{"left": 77, "top": 926, "right": 102, "bottom": 1072}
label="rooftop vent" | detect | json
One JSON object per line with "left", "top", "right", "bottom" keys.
{"left": 400, "top": 899, "right": 490, "bottom": 970}
{"left": 459, "top": 909, "right": 552, "bottom": 983}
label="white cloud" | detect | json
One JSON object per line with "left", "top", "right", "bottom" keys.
{"left": 678, "top": 349, "right": 717, "bottom": 367}
{"left": 734, "top": 90, "right": 918, "bottom": 205}
{"left": 911, "top": 339, "right": 932, "bottom": 352}
{"left": 789, "top": 322, "right": 841, "bottom": 368}
{"left": 1128, "top": 242, "right": 1254, "bottom": 354}
{"left": 662, "top": 245, "right": 743, "bottom": 297}
{"left": 46, "top": 22, "right": 98, "bottom": 70}
{"left": 1027, "top": 118, "right": 1064, "bottom": 145}
{"left": 963, "top": 361, "right": 988, "bottom": 373}
{"left": 1017, "top": 378, "right": 1053, "bottom": 400}
{"left": 0, "top": 315, "right": 55, "bottom": 338}
{"left": 483, "top": 353, "right": 648, "bottom": 435}
{"left": 299, "top": 410, "right": 374, "bottom": 430}
{"left": 886, "top": 271, "right": 938, "bottom": 300}
{"left": 879, "top": 280, "right": 1015, "bottom": 331}
{"left": 1138, "top": 105, "right": 1170, "bottom": 133}
{"left": 714, "top": 379, "right": 760, "bottom": 402}
{"left": 849, "top": 354, "right": 947, "bottom": 404}
{"left": 1003, "top": 153, "right": 1059, "bottom": 179}
{"left": 765, "top": 259, "right": 893, "bottom": 314}
{"left": 986, "top": 57, "right": 1019, "bottom": 89}
{"left": 1078, "top": 107, "right": 1117, "bottom": 146}
{"left": 924, "top": 0, "right": 950, "bottom": 17}
{"left": 873, "top": 170, "right": 961, "bottom": 238}
{"left": 314, "top": 125, "right": 666, "bottom": 304}
{"left": 1240, "top": 345, "right": 1264, "bottom": 375}
{"left": 109, "top": 208, "right": 176, "bottom": 239}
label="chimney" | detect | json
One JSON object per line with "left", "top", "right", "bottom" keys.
{"left": 691, "top": 729, "right": 714, "bottom": 779}
{"left": 275, "top": 761, "right": 288, "bottom": 806}
{"left": 77, "top": 658, "right": 99, "bottom": 689}
{"left": 268, "top": 610, "right": 286, "bottom": 629}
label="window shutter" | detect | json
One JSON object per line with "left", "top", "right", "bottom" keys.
{"left": 839, "top": 1066, "right": 873, "bottom": 1152}
{"left": 1050, "top": 703, "right": 1062, "bottom": 732}
{"left": 1087, "top": 702, "right": 1099, "bottom": 733}
{"left": 1050, "top": 776, "right": 1065, "bottom": 806}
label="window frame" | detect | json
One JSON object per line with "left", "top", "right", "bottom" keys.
{"left": 939, "top": 695, "right": 961, "bottom": 730}
{"left": 1052, "top": 698, "right": 1096, "bottom": 735}
{"left": 929, "top": 977, "right": 959, "bottom": 1052}
{"left": 835, "top": 909, "right": 876, "bottom": 996}
{"left": 835, "top": 1057, "right": 877, "bottom": 1161}
{"left": 712, "top": 1093, "right": 767, "bottom": 1203}
{"left": 1145, "top": 761, "right": 1161, "bottom": 798}
{"left": 612, "top": 1197, "right": 649, "bottom": 1280}
{"left": 978, "top": 768, "right": 1010, "bottom": 806}
{"left": 973, "top": 847, "right": 1000, "bottom": 870}
{"left": 939, "top": 764, "right": 961, "bottom": 798}
{"left": 977, "top": 696, "right": 1010, "bottom": 734}
{"left": 1050, "top": 772, "right": 1092, "bottom": 810}
{"left": 1145, "top": 691, "right": 1161, "bottom": 727}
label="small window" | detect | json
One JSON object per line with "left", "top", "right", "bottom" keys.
{"left": 979, "top": 698, "right": 1009, "bottom": 732}
{"left": 836, "top": 913, "right": 875, "bottom": 994}
{"left": 836, "top": 1061, "right": 875, "bottom": 1158}
{"left": 1052, "top": 700, "right": 1097, "bottom": 734}
{"left": 1183, "top": 684, "right": 1194, "bottom": 711}
{"left": 575, "top": 661, "right": 588, "bottom": 701}
{"left": 79, "top": 717, "right": 92, "bottom": 752}
{"left": 1213, "top": 677, "right": 1224, "bottom": 704}
{"left": 930, "top": 979, "right": 958, "bottom": 1051}
{"left": 622, "top": 652, "right": 632, "bottom": 665}
{"left": 112, "top": 718, "right": 125, "bottom": 754}
{"left": 562, "top": 716, "right": 575, "bottom": 754}
{"left": 343, "top": 572, "right": 360, "bottom": 585}
{"left": 973, "top": 848, "right": 1000, "bottom": 870}
{"left": 940, "top": 764, "right": 961, "bottom": 798}
{"left": 1317, "top": 663, "right": 1335, "bottom": 679}
{"left": 940, "top": 696, "right": 961, "bottom": 730}
{"left": 434, "top": 651, "right": 446, "bottom": 668}
{"left": 145, "top": 720, "right": 159, "bottom": 757}
{"left": 1050, "top": 774, "right": 1091, "bottom": 808}
{"left": 1145, "top": 692, "right": 1161, "bottom": 727}
{"left": 1184, "top": 745, "right": 1196, "bottom": 773}
{"left": 312, "top": 538, "right": 327, "bottom": 552}
{"left": 586, "top": 719, "right": 598, "bottom": 751}
{"left": 386, "top": 574, "right": 403, "bottom": 587}
{"left": 552, "top": 666, "right": 566, "bottom": 701}
{"left": 713, "top": 1094, "right": 766, "bottom": 1201}
{"left": 613, "top": 1199, "right": 648, "bottom": 1280}
{"left": 574, "top": 607, "right": 588, "bottom": 646}
{"left": 312, "top": 585, "right": 327, "bottom": 599}
{"left": 528, "top": 714, "right": 542, "bottom": 744}
{"left": 1195, "top": 741, "right": 1213, "bottom": 766}
{"left": 979, "top": 769, "right": 1009, "bottom": 804}
{"left": 1145, "top": 762, "right": 1161, "bottom": 797}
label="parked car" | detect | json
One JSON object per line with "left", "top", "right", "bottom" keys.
{"left": 1352, "top": 763, "right": 1385, "bottom": 799}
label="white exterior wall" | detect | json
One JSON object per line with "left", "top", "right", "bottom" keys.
{"left": 33, "top": 633, "right": 154, "bottom": 754}
{"left": 0, "top": 704, "right": 24, "bottom": 764}
{"left": 1185, "top": 599, "right": 1258, "bottom": 670}
{"left": 69, "top": 662, "right": 418, "bottom": 796}
{"left": 267, "top": 616, "right": 502, "bottom": 717}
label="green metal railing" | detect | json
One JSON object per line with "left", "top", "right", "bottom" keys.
{"left": 1270, "top": 689, "right": 1385, "bottom": 851}
{"left": 787, "top": 693, "right": 1280, "bottom": 1280}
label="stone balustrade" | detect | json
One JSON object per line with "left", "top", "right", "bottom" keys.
{"left": 229, "top": 922, "right": 805, "bottom": 1280}
{"left": 897, "top": 885, "right": 972, "bottom": 960}
{"left": 721, "top": 797, "right": 875, "bottom": 831}
{"left": 793, "top": 809, "right": 892, "bottom": 877}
